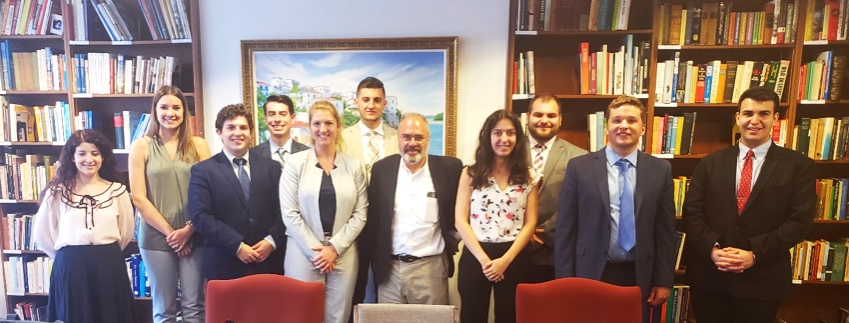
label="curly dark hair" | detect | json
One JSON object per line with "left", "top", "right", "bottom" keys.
{"left": 215, "top": 103, "right": 254, "bottom": 131}
{"left": 45, "top": 129, "right": 122, "bottom": 198}
{"left": 468, "top": 110, "right": 530, "bottom": 189}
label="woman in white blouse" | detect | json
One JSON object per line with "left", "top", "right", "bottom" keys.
{"left": 455, "top": 110, "right": 539, "bottom": 323}
{"left": 33, "top": 129, "right": 137, "bottom": 323}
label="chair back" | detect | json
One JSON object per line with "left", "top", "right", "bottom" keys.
{"left": 206, "top": 274, "right": 324, "bottom": 323}
{"left": 516, "top": 277, "right": 642, "bottom": 323}
{"left": 353, "top": 304, "right": 458, "bottom": 323}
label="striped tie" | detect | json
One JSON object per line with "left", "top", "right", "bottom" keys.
{"left": 276, "top": 147, "right": 287, "bottom": 168}
{"left": 532, "top": 143, "right": 546, "bottom": 173}
{"left": 367, "top": 131, "right": 380, "bottom": 172}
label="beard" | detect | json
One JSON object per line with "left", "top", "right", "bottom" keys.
{"left": 403, "top": 149, "right": 424, "bottom": 165}
{"left": 529, "top": 126, "right": 557, "bottom": 142}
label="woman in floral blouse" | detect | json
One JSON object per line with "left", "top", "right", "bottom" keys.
{"left": 455, "top": 109, "right": 539, "bottom": 323}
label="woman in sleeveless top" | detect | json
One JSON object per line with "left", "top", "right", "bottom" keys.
{"left": 33, "top": 129, "right": 137, "bottom": 323}
{"left": 129, "top": 86, "right": 211, "bottom": 323}
{"left": 455, "top": 110, "right": 539, "bottom": 323}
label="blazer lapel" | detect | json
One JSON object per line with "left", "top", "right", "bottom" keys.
{"left": 428, "top": 156, "right": 448, "bottom": 212}
{"left": 259, "top": 142, "right": 271, "bottom": 158}
{"left": 592, "top": 150, "right": 611, "bottom": 216}
{"left": 743, "top": 144, "right": 778, "bottom": 214}
{"left": 215, "top": 152, "right": 249, "bottom": 210}
{"left": 634, "top": 152, "right": 648, "bottom": 221}
{"left": 541, "top": 139, "right": 567, "bottom": 192}
{"left": 383, "top": 124, "right": 398, "bottom": 155}
{"left": 345, "top": 127, "right": 365, "bottom": 162}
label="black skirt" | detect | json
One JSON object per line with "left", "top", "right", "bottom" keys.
{"left": 48, "top": 242, "right": 136, "bottom": 323}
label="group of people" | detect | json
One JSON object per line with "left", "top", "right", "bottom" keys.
{"left": 30, "top": 76, "right": 814, "bottom": 323}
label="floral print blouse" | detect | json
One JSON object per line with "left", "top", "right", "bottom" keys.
{"left": 469, "top": 173, "right": 539, "bottom": 243}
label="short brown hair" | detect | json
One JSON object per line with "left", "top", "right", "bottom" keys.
{"left": 215, "top": 103, "right": 254, "bottom": 131}
{"left": 605, "top": 96, "right": 646, "bottom": 123}
{"left": 529, "top": 94, "right": 561, "bottom": 114}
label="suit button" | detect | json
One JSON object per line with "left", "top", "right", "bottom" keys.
{"left": 249, "top": 219, "right": 255, "bottom": 223}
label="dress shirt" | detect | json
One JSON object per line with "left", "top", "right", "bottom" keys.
{"left": 529, "top": 135, "right": 557, "bottom": 170}
{"left": 736, "top": 140, "right": 771, "bottom": 191}
{"left": 605, "top": 146, "right": 637, "bottom": 262}
{"left": 220, "top": 149, "right": 276, "bottom": 251}
{"left": 359, "top": 121, "right": 386, "bottom": 159}
{"left": 391, "top": 159, "right": 444, "bottom": 257}
{"left": 269, "top": 138, "right": 295, "bottom": 165}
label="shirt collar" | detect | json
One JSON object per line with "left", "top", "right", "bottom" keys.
{"left": 269, "top": 138, "right": 293, "bottom": 153}
{"left": 359, "top": 121, "right": 385, "bottom": 137}
{"left": 738, "top": 140, "right": 771, "bottom": 161}
{"left": 605, "top": 146, "right": 638, "bottom": 167}
{"left": 223, "top": 149, "right": 249, "bottom": 165}
{"left": 400, "top": 157, "right": 429, "bottom": 176}
{"left": 529, "top": 135, "right": 556, "bottom": 149}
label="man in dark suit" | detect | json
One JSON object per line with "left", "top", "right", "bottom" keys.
{"left": 683, "top": 86, "right": 815, "bottom": 323}
{"left": 555, "top": 96, "right": 676, "bottom": 322}
{"left": 250, "top": 95, "right": 309, "bottom": 165}
{"left": 524, "top": 94, "right": 587, "bottom": 283}
{"left": 188, "top": 104, "right": 285, "bottom": 280}
{"left": 363, "top": 113, "right": 463, "bottom": 304}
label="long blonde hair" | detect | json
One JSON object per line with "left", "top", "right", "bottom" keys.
{"left": 308, "top": 100, "right": 345, "bottom": 151}
{"left": 145, "top": 86, "right": 199, "bottom": 163}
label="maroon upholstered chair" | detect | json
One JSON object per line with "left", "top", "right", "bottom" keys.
{"left": 206, "top": 274, "right": 324, "bottom": 323}
{"left": 516, "top": 277, "right": 642, "bottom": 323}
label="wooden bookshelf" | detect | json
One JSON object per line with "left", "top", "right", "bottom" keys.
{"left": 506, "top": 0, "right": 849, "bottom": 322}
{"left": 0, "top": 0, "right": 205, "bottom": 321}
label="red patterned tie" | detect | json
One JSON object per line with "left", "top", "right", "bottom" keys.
{"left": 737, "top": 150, "right": 754, "bottom": 214}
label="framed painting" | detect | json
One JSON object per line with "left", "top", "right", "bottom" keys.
{"left": 241, "top": 37, "right": 458, "bottom": 156}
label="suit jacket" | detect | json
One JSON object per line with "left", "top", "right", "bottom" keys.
{"left": 279, "top": 149, "right": 368, "bottom": 278}
{"left": 682, "top": 144, "right": 815, "bottom": 300}
{"left": 555, "top": 149, "right": 676, "bottom": 314}
{"left": 250, "top": 139, "right": 310, "bottom": 159}
{"left": 188, "top": 151, "right": 285, "bottom": 280}
{"left": 527, "top": 138, "right": 587, "bottom": 265}
{"left": 363, "top": 154, "right": 464, "bottom": 286}
{"left": 340, "top": 123, "right": 399, "bottom": 176}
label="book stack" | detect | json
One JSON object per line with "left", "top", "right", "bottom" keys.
{"left": 814, "top": 178, "right": 848, "bottom": 220}
{"left": 73, "top": 53, "right": 179, "bottom": 94}
{"left": 0, "top": 0, "right": 61, "bottom": 36}
{"left": 799, "top": 52, "right": 847, "bottom": 101}
{"left": 138, "top": 0, "right": 192, "bottom": 40}
{"left": 127, "top": 254, "right": 151, "bottom": 297}
{"left": 792, "top": 117, "right": 849, "bottom": 160}
{"left": 0, "top": 42, "right": 71, "bottom": 92}
{"left": 654, "top": 284, "right": 690, "bottom": 323}
{"left": 13, "top": 300, "right": 48, "bottom": 321}
{"left": 586, "top": 111, "right": 607, "bottom": 152}
{"left": 655, "top": 55, "right": 790, "bottom": 104}
{"left": 803, "top": 0, "right": 849, "bottom": 41}
{"left": 658, "top": 1, "right": 800, "bottom": 46}
{"left": 2, "top": 256, "right": 51, "bottom": 294}
{"left": 515, "top": 0, "right": 633, "bottom": 31}
{"left": 1, "top": 98, "right": 72, "bottom": 143}
{"left": 1, "top": 153, "right": 57, "bottom": 201}
{"left": 2, "top": 212, "right": 37, "bottom": 250}
{"left": 577, "top": 37, "right": 652, "bottom": 96}
{"left": 673, "top": 177, "right": 689, "bottom": 217}
{"left": 792, "top": 239, "right": 849, "bottom": 282}
{"left": 71, "top": 0, "right": 191, "bottom": 41}
{"left": 651, "top": 113, "right": 697, "bottom": 155}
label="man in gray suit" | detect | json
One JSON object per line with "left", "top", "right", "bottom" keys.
{"left": 251, "top": 95, "right": 309, "bottom": 165}
{"left": 524, "top": 94, "right": 587, "bottom": 283}
{"left": 341, "top": 77, "right": 399, "bottom": 308}
{"left": 340, "top": 77, "right": 399, "bottom": 179}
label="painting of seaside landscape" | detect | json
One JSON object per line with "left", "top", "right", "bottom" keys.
{"left": 251, "top": 50, "right": 448, "bottom": 156}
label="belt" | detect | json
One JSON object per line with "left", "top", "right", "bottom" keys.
{"left": 391, "top": 254, "right": 423, "bottom": 262}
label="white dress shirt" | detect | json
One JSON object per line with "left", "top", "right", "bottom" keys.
{"left": 391, "top": 159, "right": 444, "bottom": 257}
{"left": 736, "top": 140, "right": 771, "bottom": 191}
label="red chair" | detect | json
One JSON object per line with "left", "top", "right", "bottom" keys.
{"left": 515, "top": 277, "right": 642, "bottom": 323}
{"left": 206, "top": 274, "right": 324, "bottom": 323}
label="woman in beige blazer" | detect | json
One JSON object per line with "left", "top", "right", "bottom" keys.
{"left": 280, "top": 100, "right": 368, "bottom": 323}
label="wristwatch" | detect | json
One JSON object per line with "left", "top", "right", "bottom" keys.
{"left": 185, "top": 220, "right": 193, "bottom": 228}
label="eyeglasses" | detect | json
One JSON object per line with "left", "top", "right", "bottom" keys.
{"left": 400, "top": 134, "right": 427, "bottom": 142}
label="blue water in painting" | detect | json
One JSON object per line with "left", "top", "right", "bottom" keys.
{"left": 429, "top": 120, "right": 444, "bottom": 155}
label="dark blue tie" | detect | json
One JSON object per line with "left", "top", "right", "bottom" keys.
{"left": 234, "top": 158, "right": 250, "bottom": 200}
{"left": 617, "top": 159, "right": 636, "bottom": 252}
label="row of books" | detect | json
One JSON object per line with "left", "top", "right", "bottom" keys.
{"left": 0, "top": 43, "right": 71, "bottom": 92}
{"left": 659, "top": 1, "right": 797, "bottom": 46}
{"left": 673, "top": 177, "right": 689, "bottom": 218}
{"left": 74, "top": 53, "right": 179, "bottom": 94}
{"left": 651, "top": 112, "right": 698, "bottom": 155}
{"left": 3, "top": 256, "right": 51, "bottom": 294}
{"left": 798, "top": 52, "right": 846, "bottom": 101}
{"left": 578, "top": 37, "right": 651, "bottom": 96}
{"left": 12, "top": 300, "right": 47, "bottom": 321}
{"left": 653, "top": 284, "right": 690, "bottom": 323}
{"left": 515, "top": 0, "right": 632, "bottom": 32}
{"left": 127, "top": 254, "right": 151, "bottom": 297}
{"left": 815, "top": 178, "right": 848, "bottom": 221}
{"left": 0, "top": 98, "right": 72, "bottom": 143}
{"left": 2, "top": 154, "right": 55, "bottom": 201}
{"left": 71, "top": 0, "right": 190, "bottom": 41}
{"left": 113, "top": 111, "right": 152, "bottom": 149}
{"left": 0, "top": 0, "right": 60, "bottom": 36}
{"left": 792, "top": 239, "right": 849, "bottom": 282}
{"left": 2, "top": 213, "right": 39, "bottom": 250}
{"left": 586, "top": 111, "right": 607, "bottom": 152}
{"left": 791, "top": 117, "right": 849, "bottom": 161}
{"left": 803, "top": 0, "right": 849, "bottom": 41}
{"left": 655, "top": 56, "right": 790, "bottom": 104}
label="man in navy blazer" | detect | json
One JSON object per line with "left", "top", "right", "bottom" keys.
{"left": 683, "top": 87, "right": 815, "bottom": 323}
{"left": 363, "top": 113, "right": 463, "bottom": 304}
{"left": 188, "top": 104, "right": 285, "bottom": 280}
{"left": 555, "top": 96, "right": 676, "bottom": 322}
{"left": 250, "top": 94, "right": 309, "bottom": 164}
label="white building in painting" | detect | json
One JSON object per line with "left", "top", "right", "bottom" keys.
{"left": 384, "top": 95, "right": 400, "bottom": 127}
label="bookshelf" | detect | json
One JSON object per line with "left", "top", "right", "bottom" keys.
{"left": 506, "top": 0, "right": 849, "bottom": 322}
{"left": 0, "top": 0, "right": 204, "bottom": 322}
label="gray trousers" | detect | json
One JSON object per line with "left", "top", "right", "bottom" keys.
{"left": 140, "top": 247, "right": 205, "bottom": 323}
{"left": 377, "top": 255, "right": 449, "bottom": 305}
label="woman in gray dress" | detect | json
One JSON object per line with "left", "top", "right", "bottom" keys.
{"left": 128, "top": 85, "right": 211, "bottom": 323}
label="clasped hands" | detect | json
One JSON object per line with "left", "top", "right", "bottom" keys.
{"left": 711, "top": 246, "right": 755, "bottom": 273}
{"left": 480, "top": 257, "right": 510, "bottom": 283}
{"left": 312, "top": 245, "right": 338, "bottom": 274}
{"left": 236, "top": 240, "right": 274, "bottom": 264}
{"left": 166, "top": 226, "right": 193, "bottom": 257}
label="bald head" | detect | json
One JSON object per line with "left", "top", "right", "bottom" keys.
{"left": 398, "top": 113, "right": 430, "bottom": 169}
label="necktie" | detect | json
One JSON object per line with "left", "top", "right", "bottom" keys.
{"left": 737, "top": 150, "right": 754, "bottom": 214}
{"left": 532, "top": 143, "right": 546, "bottom": 174}
{"left": 366, "top": 131, "right": 380, "bottom": 172}
{"left": 234, "top": 158, "right": 250, "bottom": 200}
{"left": 276, "top": 147, "right": 287, "bottom": 168}
{"left": 616, "top": 159, "right": 636, "bottom": 252}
